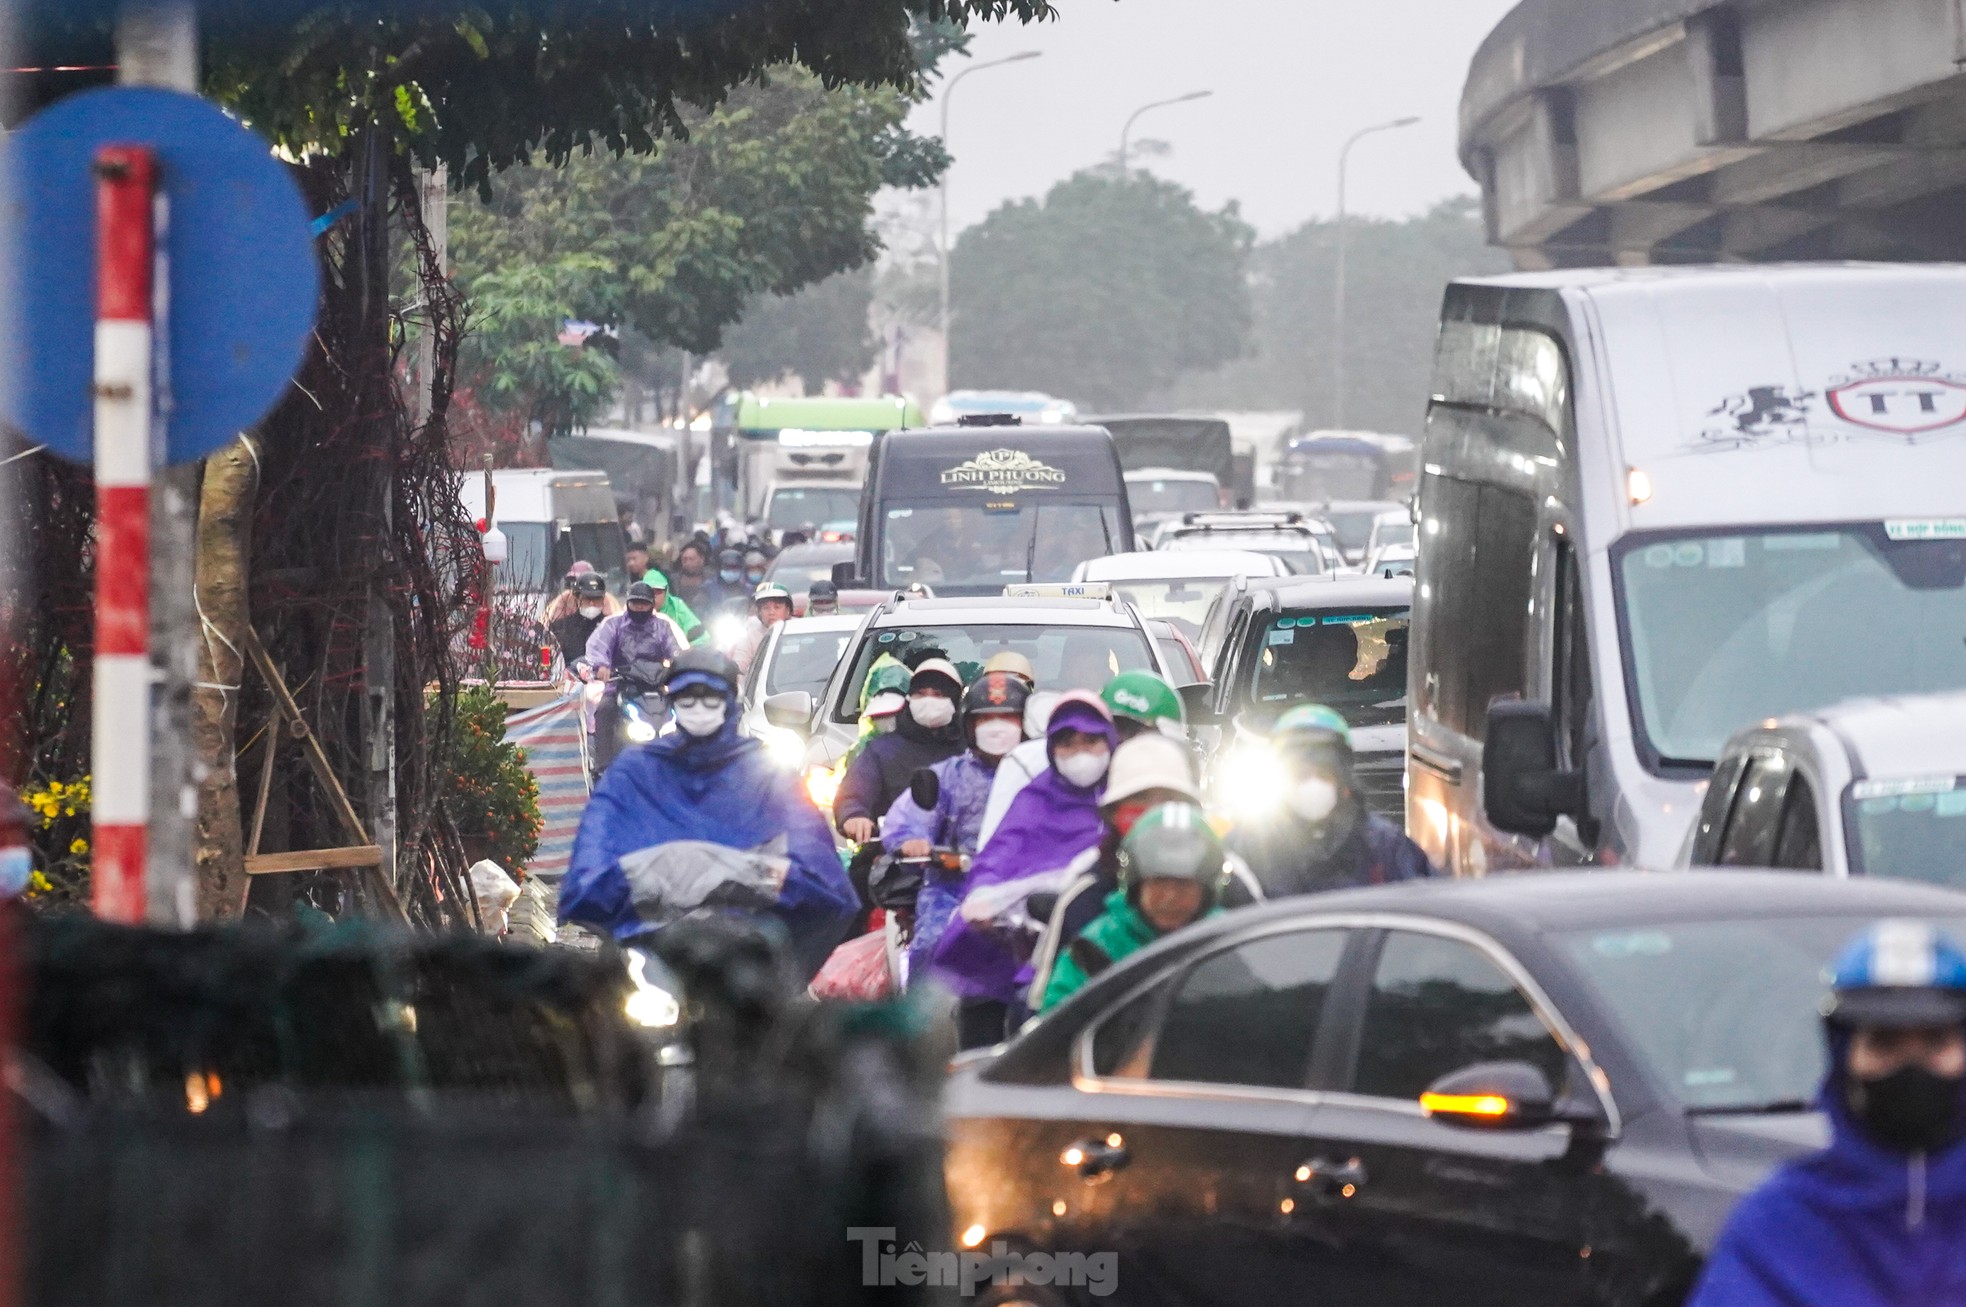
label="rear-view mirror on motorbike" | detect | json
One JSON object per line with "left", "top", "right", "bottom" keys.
{"left": 909, "top": 768, "right": 941, "bottom": 811}
{"left": 763, "top": 691, "right": 814, "bottom": 732}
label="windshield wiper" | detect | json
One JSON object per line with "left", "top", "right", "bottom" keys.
{"left": 1687, "top": 1100, "right": 1814, "bottom": 1116}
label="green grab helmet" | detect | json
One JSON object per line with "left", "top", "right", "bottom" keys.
{"left": 1101, "top": 669, "right": 1186, "bottom": 729}
{"left": 1117, "top": 802, "right": 1229, "bottom": 904}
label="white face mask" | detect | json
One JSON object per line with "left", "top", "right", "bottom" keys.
{"left": 910, "top": 695, "right": 955, "bottom": 729}
{"left": 873, "top": 716, "right": 899, "bottom": 734}
{"left": 972, "top": 719, "right": 1023, "bottom": 758}
{"left": 673, "top": 699, "right": 728, "bottom": 738}
{"left": 579, "top": 604, "right": 603, "bottom": 619}
{"left": 1056, "top": 749, "right": 1110, "bottom": 789}
{"left": 1288, "top": 777, "right": 1339, "bottom": 824}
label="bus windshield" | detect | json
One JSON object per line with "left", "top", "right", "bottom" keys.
{"left": 1616, "top": 525, "right": 1966, "bottom": 767}
{"left": 879, "top": 503, "right": 1119, "bottom": 589}
{"left": 1282, "top": 451, "right": 1383, "bottom": 501}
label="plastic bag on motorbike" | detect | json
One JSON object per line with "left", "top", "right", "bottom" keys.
{"left": 808, "top": 929, "right": 893, "bottom": 1002}
{"left": 618, "top": 835, "right": 792, "bottom": 928}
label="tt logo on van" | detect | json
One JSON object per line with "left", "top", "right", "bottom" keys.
{"left": 939, "top": 449, "right": 1068, "bottom": 495}
{"left": 1826, "top": 359, "right": 1966, "bottom": 435}
{"left": 1699, "top": 358, "right": 1966, "bottom": 450}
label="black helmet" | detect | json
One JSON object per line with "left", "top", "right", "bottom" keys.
{"left": 808, "top": 579, "right": 839, "bottom": 601}
{"left": 663, "top": 647, "right": 740, "bottom": 698}
{"left": 626, "top": 581, "right": 659, "bottom": 604}
{"left": 573, "top": 573, "right": 607, "bottom": 598}
{"left": 718, "top": 547, "right": 743, "bottom": 567}
{"left": 962, "top": 670, "right": 1031, "bottom": 724}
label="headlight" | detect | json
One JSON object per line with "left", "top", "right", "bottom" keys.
{"left": 624, "top": 948, "right": 683, "bottom": 1030}
{"left": 712, "top": 615, "right": 745, "bottom": 651}
{"left": 804, "top": 761, "right": 842, "bottom": 809}
{"left": 624, "top": 712, "right": 659, "bottom": 743}
{"left": 762, "top": 725, "right": 807, "bottom": 770}
{"left": 1215, "top": 744, "right": 1291, "bottom": 822}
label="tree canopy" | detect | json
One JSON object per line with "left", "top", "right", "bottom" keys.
{"left": 719, "top": 268, "right": 880, "bottom": 394}
{"left": 447, "top": 65, "right": 918, "bottom": 437}
{"left": 1152, "top": 197, "right": 1511, "bottom": 434}
{"left": 948, "top": 171, "right": 1254, "bottom": 410}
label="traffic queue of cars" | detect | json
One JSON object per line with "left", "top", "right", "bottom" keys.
{"left": 595, "top": 262, "right": 1966, "bottom": 1304}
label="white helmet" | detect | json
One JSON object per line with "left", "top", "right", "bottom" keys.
{"left": 1102, "top": 734, "right": 1200, "bottom": 808}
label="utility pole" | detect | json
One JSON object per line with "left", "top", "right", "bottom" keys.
{"left": 1117, "top": 89, "right": 1212, "bottom": 178}
{"left": 937, "top": 51, "right": 1040, "bottom": 398}
{"left": 117, "top": 0, "right": 199, "bottom": 927}
{"left": 1330, "top": 116, "right": 1419, "bottom": 430}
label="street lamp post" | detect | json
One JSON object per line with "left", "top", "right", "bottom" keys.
{"left": 1118, "top": 90, "right": 1212, "bottom": 178}
{"left": 939, "top": 50, "right": 1041, "bottom": 391}
{"left": 1331, "top": 116, "right": 1419, "bottom": 429}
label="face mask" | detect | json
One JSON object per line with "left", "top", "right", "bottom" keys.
{"left": 874, "top": 716, "right": 899, "bottom": 734}
{"left": 973, "top": 719, "right": 1022, "bottom": 758}
{"left": 910, "top": 695, "right": 956, "bottom": 729}
{"left": 1057, "top": 749, "right": 1110, "bottom": 789}
{"left": 720, "top": 569, "right": 742, "bottom": 583}
{"left": 626, "top": 607, "right": 653, "bottom": 624}
{"left": 673, "top": 699, "right": 728, "bottom": 738}
{"left": 1288, "top": 777, "right": 1339, "bottom": 824}
{"left": 1110, "top": 800, "right": 1153, "bottom": 838}
{"left": 745, "top": 570, "right": 766, "bottom": 584}
{"left": 1848, "top": 1064, "right": 1965, "bottom": 1153}
{"left": 579, "top": 605, "right": 603, "bottom": 620}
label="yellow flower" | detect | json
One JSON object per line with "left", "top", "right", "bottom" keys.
{"left": 69, "top": 837, "right": 89, "bottom": 855}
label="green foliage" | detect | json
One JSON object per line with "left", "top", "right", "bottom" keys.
{"left": 437, "top": 687, "right": 543, "bottom": 873}
{"left": 27, "top": 2, "right": 1051, "bottom": 197}
{"left": 457, "top": 256, "right": 622, "bottom": 441}
{"left": 949, "top": 171, "right": 1255, "bottom": 410}
{"left": 450, "top": 66, "right": 919, "bottom": 431}
{"left": 720, "top": 267, "right": 878, "bottom": 393}
{"left": 1153, "top": 197, "right": 1512, "bottom": 434}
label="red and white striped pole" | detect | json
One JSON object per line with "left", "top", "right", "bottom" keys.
{"left": 91, "top": 144, "right": 158, "bottom": 924}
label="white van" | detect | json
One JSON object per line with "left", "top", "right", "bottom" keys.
{"left": 458, "top": 468, "right": 627, "bottom": 595}
{"left": 1409, "top": 264, "right": 1966, "bottom": 874}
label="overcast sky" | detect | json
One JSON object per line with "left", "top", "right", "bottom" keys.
{"left": 912, "top": 0, "right": 1522, "bottom": 240}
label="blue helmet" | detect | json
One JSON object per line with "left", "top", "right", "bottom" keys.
{"left": 1825, "top": 920, "right": 1966, "bottom": 1029}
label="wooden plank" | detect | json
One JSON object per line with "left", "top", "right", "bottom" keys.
{"left": 245, "top": 845, "right": 384, "bottom": 875}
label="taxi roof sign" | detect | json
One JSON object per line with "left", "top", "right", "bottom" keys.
{"left": 1002, "top": 583, "right": 1113, "bottom": 600}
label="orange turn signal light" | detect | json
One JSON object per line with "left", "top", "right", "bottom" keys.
{"left": 1420, "top": 1092, "right": 1512, "bottom": 1118}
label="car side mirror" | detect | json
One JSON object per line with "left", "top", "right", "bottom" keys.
{"left": 1177, "top": 681, "right": 1219, "bottom": 726}
{"left": 762, "top": 690, "right": 814, "bottom": 733}
{"left": 1420, "top": 1060, "right": 1562, "bottom": 1130}
{"left": 830, "top": 560, "right": 858, "bottom": 588}
{"left": 1482, "top": 700, "right": 1586, "bottom": 838}
{"left": 909, "top": 768, "right": 941, "bottom": 811}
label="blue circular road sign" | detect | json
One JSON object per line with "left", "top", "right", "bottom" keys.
{"left": 0, "top": 86, "right": 320, "bottom": 464}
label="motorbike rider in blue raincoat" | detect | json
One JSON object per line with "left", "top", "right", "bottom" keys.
{"left": 561, "top": 648, "right": 858, "bottom": 981}
{"left": 1689, "top": 919, "right": 1966, "bottom": 1306}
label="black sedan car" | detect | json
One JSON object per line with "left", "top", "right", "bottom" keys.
{"left": 943, "top": 870, "right": 1966, "bottom": 1307}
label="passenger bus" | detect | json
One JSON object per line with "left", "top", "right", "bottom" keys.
{"left": 1409, "top": 265, "right": 1966, "bottom": 875}
{"left": 839, "top": 420, "right": 1135, "bottom": 598}
{"left": 1278, "top": 431, "right": 1417, "bottom": 503}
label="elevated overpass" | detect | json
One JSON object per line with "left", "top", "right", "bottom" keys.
{"left": 1461, "top": 0, "right": 1966, "bottom": 266}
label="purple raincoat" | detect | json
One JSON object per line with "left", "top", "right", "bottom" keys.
{"left": 928, "top": 695, "right": 1117, "bottom": 1002}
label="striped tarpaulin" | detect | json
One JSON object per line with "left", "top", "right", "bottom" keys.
{"left": 503, "top": 693, "right": 589, "bottom": 879}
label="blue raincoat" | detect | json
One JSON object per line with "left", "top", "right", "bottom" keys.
{"left": 561, "top": 715, "right": 858, "bottom": 980}
{"left": 880, "top": 749, "right": 1000, "bottom": 978}
{"left": 1689, "top": 1034, "right": 1966, "bottom": 1306}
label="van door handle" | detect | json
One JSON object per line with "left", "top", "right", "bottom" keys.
{"left": 1410, "top": 742, "right": 1464, "bottom": 784}
{"left": 1294, "top": 1155, "right": 1368, "bottom": 1197}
